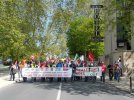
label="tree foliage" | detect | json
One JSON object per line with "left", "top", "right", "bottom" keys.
{"left": 0, "top": 0, "right": 47, "bottom": 60}
{"left": 0, "top": 0, "right": 105, "bottom": 60}
{"left": 103, "top": 0, "right": 134, "bottom": 43}
{"left": 66, "top": 16, "right": 104, "bottom": 58}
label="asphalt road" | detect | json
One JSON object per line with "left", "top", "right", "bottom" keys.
{"left": 0, "top": 81, "right": 134, "bottom": 100}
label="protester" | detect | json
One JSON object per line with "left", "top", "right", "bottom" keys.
{"left": 9, "top": 63, "right": 16, "bottom": 81}
{"left": 114, "top": 62, "right": 120, "bottom": 82}
{"left": 100, "top": 62, "right": 106, "bottom": 82}
{"left": 118, "top": 59, "right": 123, "bottom": 76}
{"left": 15, "top": 60, "right": 21, "bottom": 81}
{"left": 40, "top": 61, "right": 48, "bottom": 82}
{"left": 31, "top": 62, "right": 37, "bottom": 82}
{"left": 22, "top": 61, "right": 28, "bottom": 82}
{"left": 56, "top": 60, "right": 63, "bottom": 82}
{"left": 70, "top": 60, "right": 76, "bottom": 82}
{"left": 20, "top": 55, "right": 104, "bottom": 83}
{"left": 107, "top": 64, "right": 113, "bottom": 81}
{"left": 48, "top": 62, "right": 54, "bottom": 82}
{"left": 63, "top": 60, "right": 68, "bottom": 82}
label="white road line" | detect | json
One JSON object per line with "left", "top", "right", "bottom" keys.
{"left": 56, "top": 83, "right": 62, "bottom": 100}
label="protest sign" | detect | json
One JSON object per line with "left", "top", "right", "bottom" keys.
{"left": 75, "top": 67, "right": 102, "bottom": 76}
{"left": 22, "top": 67, "right": 72, "bottom": 78}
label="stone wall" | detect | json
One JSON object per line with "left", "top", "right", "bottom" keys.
{"left": 104, "top": 50, "right": 134, "bottom": 76}
{"left": 123, "top": 51, "right": 134, "bottom": 76}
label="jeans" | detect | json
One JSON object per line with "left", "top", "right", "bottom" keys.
{"left": 114, "top": 72, "right": 120, "bottom": 81}
{"left": 71, "top": 73, "right": 75, "bottom": 82}
{"left": 10, "top": 74, "right": 15, "bottom": 81}
{"left": 18, "top": 69, "right": 21, "bottom": 80}
{"left": 101, "top": 72, "right": 105, "bottom": 82}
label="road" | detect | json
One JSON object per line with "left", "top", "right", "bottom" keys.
{"left": 0, "top": 80, "right": 134, "bottom": 100}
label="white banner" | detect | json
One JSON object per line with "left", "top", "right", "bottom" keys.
{"left": 22, "top": 67, "right": 72, "bottom": 78}
{"left": 75, "top": 67, "right": 102, "bottom": 76}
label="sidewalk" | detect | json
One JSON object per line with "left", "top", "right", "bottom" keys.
{"left": 0, "top": 65, "right": 14, "bottom": 89}
{"left": 0, "top": 64, "right": 25, "bottom": 89}
{"left": 106, "top": 76, "right": 134, "bottom": 94}
{"left": 0, "top": 75, "right": 15, "bottom": 89}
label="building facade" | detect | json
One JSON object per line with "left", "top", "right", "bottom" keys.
{"left": 104, "top": 0, "right": 134, "bottom": 64}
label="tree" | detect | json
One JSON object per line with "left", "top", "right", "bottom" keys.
{"left": 0, "top": 0, "right": 105, "bottom": 60}
{"left": 0, "top": 0, "right": 26, "bottom": 60}
{"left": 0, "top": 0, "right": 47, "bottom": 61}
{"left": 66, "top": 16, "right": 104, "bottom": 58}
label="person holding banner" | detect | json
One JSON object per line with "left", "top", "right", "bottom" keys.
{"left": 63, "top": 60, "right": 68, "bottom": 82}
{"left": 40, "top": 61, "right": 48, "bottom": 82}
{"left": 31, "top": 62, "right": 37, "bottom": 82}
{"left": 56, "top": 60, "right": 63, "bottom": 82}
{"left": 48, "top": 62, "right": 54, "bottom": 82}
{"left": 70, "top": 60, "right": 76, "bottom": 82}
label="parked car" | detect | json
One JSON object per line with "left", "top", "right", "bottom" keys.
{"left": 3, "top": 59, "right": 12, "bottom": 66}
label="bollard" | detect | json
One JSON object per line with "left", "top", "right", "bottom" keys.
{"left": 130, "top": 76, "right": 132, "bottom": 93}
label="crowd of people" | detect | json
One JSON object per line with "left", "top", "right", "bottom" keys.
{"left": 8, "top": 56, "right": 123, "bottom": 83}
{"left": 108, "top": 56, "right": 123, "bottom": 82}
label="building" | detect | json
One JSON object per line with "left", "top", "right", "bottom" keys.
{"left": 104, "top": 0, "right": 134, "bottom": 66}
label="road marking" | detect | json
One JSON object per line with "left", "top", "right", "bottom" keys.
{"left": 56, "top": 83, "right": 62, "bottom": 100}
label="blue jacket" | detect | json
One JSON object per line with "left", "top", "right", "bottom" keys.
{"left": 56, "top": 63, "right": 63, "bottom": 67}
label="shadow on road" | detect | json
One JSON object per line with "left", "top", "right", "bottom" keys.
{"left": 19, "top": 79, "right": 134, "bottom": 98}
{"left": 62, "top": 81, "right": 134, "bottom": 97}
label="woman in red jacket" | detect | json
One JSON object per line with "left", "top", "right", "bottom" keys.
{"left": 100, "top": 62, "right": 107, "bottom": 82}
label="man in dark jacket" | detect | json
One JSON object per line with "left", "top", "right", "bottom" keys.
{"left": 70, "top": 61, "right": 76, "bottom": 82}
{"left": 56, "top": 60, "right": 63, "bottom": 82}
{"left": 107, "top": 64, "right": 113, "bottom": 81}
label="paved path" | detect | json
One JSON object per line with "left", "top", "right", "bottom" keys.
{"left": 0, "top": 75, "right": 134, "bottom": 94}
{"left": 0, "top": 75, "right": 15, "bottom": 89}
{"left": 107, "top": 77, "right": 134, "bottom": 93}
{"left": 0, "top": 81, "right": 134, "bottom": 100}
{"left": 0, "top": 65, "right": 9, "bottom": 77}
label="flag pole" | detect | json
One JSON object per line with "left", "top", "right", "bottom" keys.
{"left": 84, "top": 51, "right": 86, "bottom": 61}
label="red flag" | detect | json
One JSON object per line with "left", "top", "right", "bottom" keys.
{"left": 88, "top": 50, "right": 94, "bottom": 61}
